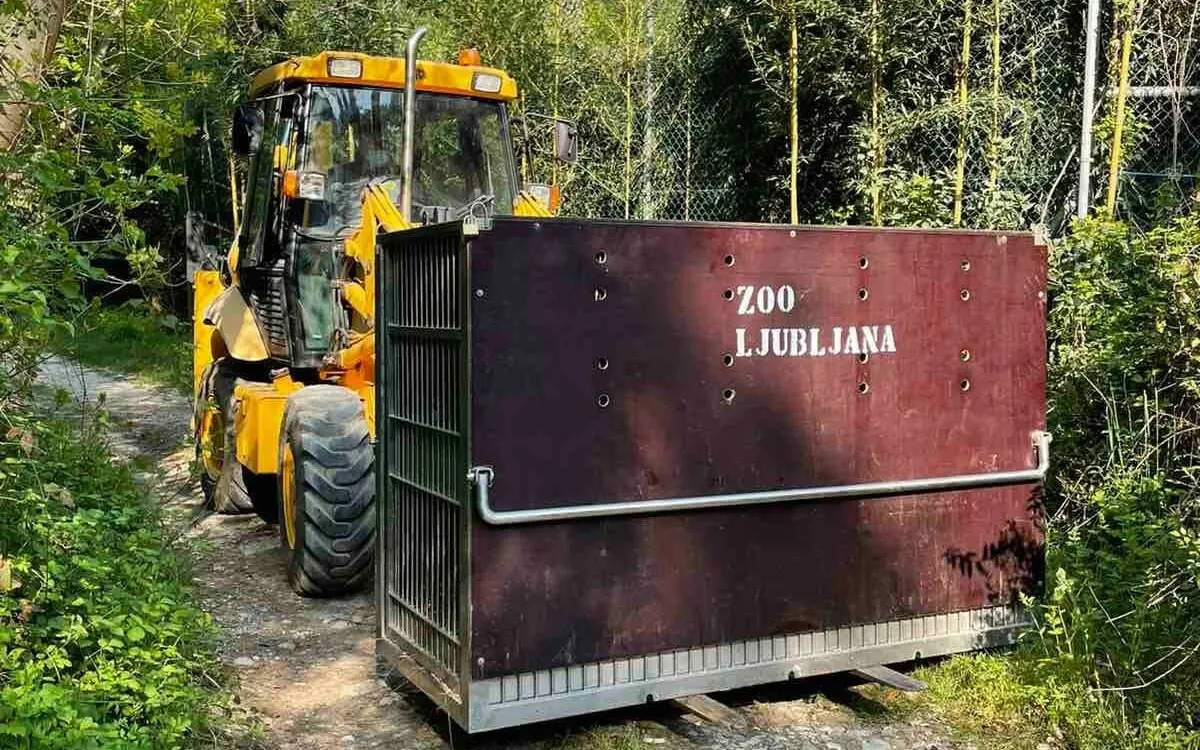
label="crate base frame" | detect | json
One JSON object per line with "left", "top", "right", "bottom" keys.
{"left": 378, "top": 603, "right": 1027, "bottom": 733}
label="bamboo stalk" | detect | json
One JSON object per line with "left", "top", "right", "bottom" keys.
{"left": 1105, "top": 4, "right": 1134, "bottom": 215}
{"left": 789, "top": 0, "right": 799, "bottom": 224}
{"left": 985, "top": 0, "right": 1002, "bottom": 217}
{"left": 551, "top": 0, "right": 562, "bottom": 187}
{"left": 953, "top": 0, "right": 974, "bottom": 226}
{"left": 869, "top": 0, "right": 882, "bottom": 225}
{"left": 623, "top": 0, "right": 634, "bottom": 220}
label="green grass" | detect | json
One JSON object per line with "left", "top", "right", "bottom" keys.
{"left": 55, "top": 301, "right": 192, "bottom": 394}
{"left": 864, "top": 649, "right": 1200, "bottom": 750}
{"left": 0, "top": 400, "right": 252, "bottom": 748}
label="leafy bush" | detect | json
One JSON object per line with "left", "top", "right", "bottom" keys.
{"left": 918, "top": 217, "right": 1200, "bottom": 748}
{"left": 0, "top": 405, "right": 231, "bottom": 748}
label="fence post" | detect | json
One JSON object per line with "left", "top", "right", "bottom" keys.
{"left": 1076, "top": 0, "right": 1101, "bottom": 218}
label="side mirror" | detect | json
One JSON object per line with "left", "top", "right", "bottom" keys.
{"left": 553, "top": 119, "right": 578, "bottom": 164}
{"left": 231, "top": 104, "right": 264, "bottom": 156}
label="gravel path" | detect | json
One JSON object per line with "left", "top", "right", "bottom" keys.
{"left": 36, "top": 356, "right": 973, "bottom": 750}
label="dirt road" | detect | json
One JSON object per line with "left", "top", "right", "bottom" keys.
{"left": 37, "top": 356, "right": 971, "bottom": 750}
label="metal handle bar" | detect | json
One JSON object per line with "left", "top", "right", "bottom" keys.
{"left": 469, "top": 431, "right": 1050, "bottom": 526}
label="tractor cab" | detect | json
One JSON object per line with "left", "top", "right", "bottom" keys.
{"left": 225, "top": 48, "right": 571, "bottom": 370}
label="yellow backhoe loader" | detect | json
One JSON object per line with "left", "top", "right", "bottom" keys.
{"left": 193, "top": 30, "right": 572, "bottom": 596}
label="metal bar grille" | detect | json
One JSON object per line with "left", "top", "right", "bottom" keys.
{"left": 378, "top": 224, "right": 469, "bottom": 689}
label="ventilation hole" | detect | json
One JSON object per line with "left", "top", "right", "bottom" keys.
{"left": 857, "top": 353, "right": 870, "bottom": 364}
{"left": 960, "top": 259, "right": 971, "bottom": 271}
{"left": 857, "top": 382, "right": 870, "bottom": 394}
{"left": 858, "top": 256, "right": 869, "bottom": 269}
{"left": 960, "top": 379, "right": 971, "bottom": 392}
{"left": 723, "top": 288, "right": 734, "bottom": 300}
{"left": 597, "top": 393, "right": 611, "bottom": 408}
{"left": 723, "top": 254, "right": 735, "bottom": 267}
{"left": 960, "top": 289, "right": 971, "bottom": 301}
{"left": 594, "top": 287, "right": 608, "bottom": 302}
{"left": 960, "top": 349, "right": 971, "bottom": 362}
{"left": 596, "top": 357, "right": 609, "bottom": 371}
{"left": 595, "top": 251, "right": 607, "bottom": 264}
{"left": 722, "top": 354, "right": 734, "bottom": 367}
{"left": 722, "top": 388, "right": 736, "bottom": 403}
{"left": 857, "top": 288, "right": 869, "bottom": 301}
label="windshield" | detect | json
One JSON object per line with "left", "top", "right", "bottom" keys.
{"left": 299, "top": 85, "right": 515, "bottom": 235}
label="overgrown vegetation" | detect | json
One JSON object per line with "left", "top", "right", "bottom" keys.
{"left": 892, "top": 217, "right": 1200, "bottom": 749}
{"left": 0, "top": 2, "right": 239, "bottom": 745}
{"left": 0, "top": 401, "right": 237, "bottom": 748}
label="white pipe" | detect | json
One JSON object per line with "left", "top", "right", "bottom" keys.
{"left": 1077, "top": 0, "right": 1101, "bottom": 218}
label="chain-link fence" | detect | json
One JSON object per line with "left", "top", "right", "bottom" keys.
{"left": 1098, "top": 0, "right": 1200, "bottom": 223}
{"left": 847, "top": 0, "right": 1088, "bottom": 232}
{"left": 180, "top": 0, "right": 1199, "bottom": 237}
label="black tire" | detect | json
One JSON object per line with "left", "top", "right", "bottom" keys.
{"left": 195, "top": 359, "right": 276, "bottom": 517}
{"left": 277, "top": 385, "right": 375, "bottom": 597}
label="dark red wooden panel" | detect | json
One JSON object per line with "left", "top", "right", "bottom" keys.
{"left": 467, "top": 219, "right": 1046, "bottom": 678}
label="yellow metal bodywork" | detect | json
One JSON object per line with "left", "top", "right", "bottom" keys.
{"left": 205, "top": 286, "right": 270, "bottom": 363}
{"left": 513, "top": 191, "right": 554, "bottom": 217}
{"left": 193, "top": 269, "right": 223, "bottom": 392}
{"left": 233, "top": 376, "right": 302, "bottom": 474}
{"left": 250, "top": 51, "right": 518, "bottom": 102}
{"left": 282, "top": 443, "right": 297, "bottom": 547}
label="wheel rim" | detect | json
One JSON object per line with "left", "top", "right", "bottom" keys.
{"left": 282, "top": 443, "right": 297, "bottom": 548}
{"left": 198, "top": 404, "right": 224, "bottom": 480}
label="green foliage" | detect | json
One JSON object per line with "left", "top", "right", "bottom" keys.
{"left": 55, "top": 302, "right": 192, "bottom": 394}
{"left": 0, "top": 408, "right": 231, "bottom": 748}
{"left": 907, "top": 218, "right": 1200, "bottom": 748}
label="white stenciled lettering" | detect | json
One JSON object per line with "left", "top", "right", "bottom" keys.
{"left": 756, "top": 286, "right": 776, "bottom": 314}
{"left": 789, "top": 327, "right": 807, "bottom": 356}
{"left": 862, "top": 325, "right": 879, "bottom": 353}
{"left": 736, "top": 286, "right": 755, "bottom": 316}
{"left": 810, "top": 327, "right": 826, "bottom": 356}
{"left": 777, "top": 285, "right": 796, "bottom": 313}
{"left": 735, "top": 328, "right": 753, "bottom": 357}
{"left": 732, "top": 284, "right": 800, "bottom": 316}
{"left": 771, "top": 328, "right": 788, "bottom": 356}
{"left": 731, "top": 323, "right": 897, "bottom": 359}
{"left": 843, "top": 326, "right": 861, "bottom": 355}
{"left": 881, "top": 324, "right": 896, "bottom": 353}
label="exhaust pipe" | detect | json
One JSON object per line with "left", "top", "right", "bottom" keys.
{"left": 400, "top": 26, "right": 428, "bottom": 222}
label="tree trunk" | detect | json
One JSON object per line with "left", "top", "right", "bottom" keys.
{"left": 0, "top": 0, "right": 67, "bottom": 151}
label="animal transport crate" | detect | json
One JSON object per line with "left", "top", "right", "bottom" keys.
{"left": 374, "top": 218, "right": 1048, "bottom": 733}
